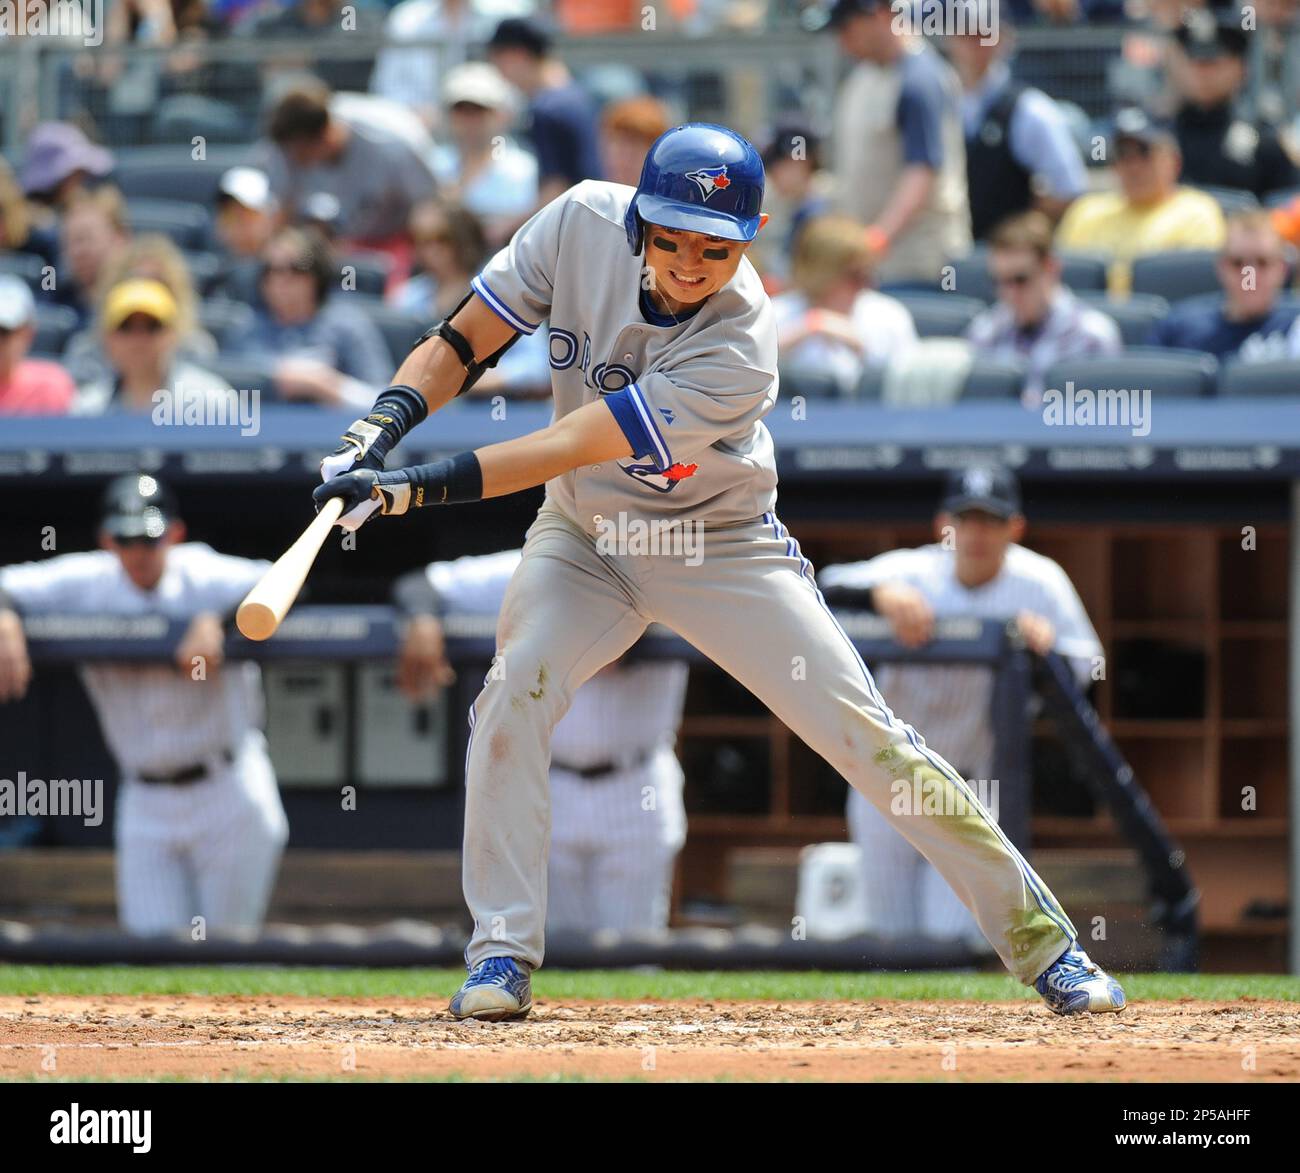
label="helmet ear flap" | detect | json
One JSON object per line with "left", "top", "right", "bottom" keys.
{"left": 625, "top": 200, "right": 646, "bottom": 256}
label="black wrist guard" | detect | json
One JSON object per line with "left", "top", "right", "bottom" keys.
{"left": 335, "top": 384, "right": 429, "bottom": 470}
{"left": 373, "top": 452, "right": 484, "bottom": 514}
{"left": 411, "top": 289, "right": 521, "bottom": 398}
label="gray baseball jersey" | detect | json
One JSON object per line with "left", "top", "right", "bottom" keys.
{"left": 471, "top": 180, "right": 780, "bottom": 529}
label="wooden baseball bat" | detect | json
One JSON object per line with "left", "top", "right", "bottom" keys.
{"left": 235, "top": 496, "right": 345, "bottom": 641}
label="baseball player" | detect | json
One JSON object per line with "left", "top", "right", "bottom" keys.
{"left": 312, "top": 123, "right": 1126, "bottom": 1019}
{"left": 394, "top": 549, "right": 689, "bottom": 935}
{"left": 819, "top": 466, "right": 1103, "bottom": 950}
{"left": 0, "top": 475, "right": 288, "bottom": 936}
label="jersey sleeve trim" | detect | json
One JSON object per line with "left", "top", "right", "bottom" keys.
{"left": 470, "top": 275, "right": 539, "bottom": 335}
{"left": 603, "top": 383, "right": 673, "bottom": 471}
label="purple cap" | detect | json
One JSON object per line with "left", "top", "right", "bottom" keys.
{"left": 21, "top": 122, "right": 114, "bottom": 196}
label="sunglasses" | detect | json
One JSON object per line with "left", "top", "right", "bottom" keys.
{"left": 113, "top": 317, "right": 166, "bottom": 335}
{"left": 263, "top": 260, "right": 313, "bottom": 276}
{"left": 1224, "top": 255, "right": 1282, "bottom": 269}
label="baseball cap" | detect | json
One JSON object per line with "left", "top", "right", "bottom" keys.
{"left": 102, "top": 279, "right": 179, "bottom": 333}
{"left": 217, "top": 166, "right": 277, "bottom": 214}
{"left": 443, "top": 62, "right": 516, "bottom": 112}
{"left": 486, "top": 16, "right": 552, "bottom": 56}
{"left": 1176, "top": 11, "right": 1248, "bottom": 60}
{"left": 1110, "top": 106, "right": 1177, "bottom": 148}
{"left": 21, "top": 121, "right": 114, "bottom": 196}
{"left": 825, "top": 0, "right": 886, "bottom": 29}
{"left": 100, "top": 473, "right": 178, "bottom": 541}
{"left": 0, "top": 274, "right": 35, "bottom": 330}
{"left": 941, "top": 466, "right": 1022, "bottom": 519}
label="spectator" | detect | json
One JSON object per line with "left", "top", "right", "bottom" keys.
{"left": 487, "top": 16, "right": 603, "bottom": 205}
{"left": 72, "top": 278, "right": 232, "bottom": 415}
{"left": 51, "top": 186, "right": 132, "bottom": 326}
{"left": 371, "top": 0, "right": 533, "bottom": 131}
{"left": 0, "top": 275, "right": 75, "bottom": 415}
{"left": 0, "top": 156, "right": 47, "bottom": 263}
{"left": 392, "top": 200, "right": 550, "bottom": 396}
{"left": 600, "top": 94, "right": 672, "bottom": 187}
{"left": 239, "top": 0, "right": 375, "bottom": 93}
{"left": 1171, "top": 11, "right": 1298, "bottom": 199}
{"left": 946, "top": 3, "right": 1087, "bottom": 239}
{"left": 771, "top": 214, "right": 917, "bottom": 396}
{"left": 20, "top": 123, "right": 115, "bottom": 266}
{"left": 1056, "top": 107, "right": 1226, "bottom": 296}
{"left": 431, "top": 63, "right": 538, "bottom": 248}
{"left": 63, "top": 233, "right": 219, "bottom": 387}
{"left": 752, "top": 119, "right": 833, "bottom": 288}
{"left": 818, "top": 466, "right": 1102, "bottom": 950}
{"left": 966, "top": 211, "right": 1120, "bottom": 406}
{"left": 236, "top": 226, "right": 393, "bottom": 408}
{"left": 207, "top": 166, "right": 279, "bottom": 303}
{"left": 261, "top": 77, "right": 438, "bottom": 275}
{"left": 1149, "top": 209, "right": 1297, "bottom": 361}
{"left": 824, "top": 0, "right": 971, "bottom": 284}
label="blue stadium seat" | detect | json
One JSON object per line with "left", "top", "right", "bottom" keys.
{"left": 1217, "top": 359, "right": 1300, "bottom": 398}
{"left": 182, "top": 250, "right": 223, "bottom": 292}
{"left": 338, "top": 254, "right": 392, "bottom": 299}
{"left": 783, "top": 367, "right": 848, "bottom": 400}
{"left": 1057, "top": 252, "right": 1109, "bottom": 293}
{"left": 127, "top": 199, "right": 214, "bottom": 251}
{"left": 198, "top": 299, "right": 256, "bottom": 351}
{"left": 30, "top": 304, "right": 79, "bottom": 358}
{"left": 893, "top": 292, "right": 985, "bottom": 338}
{"left": 0, "top": 250, "right": 48, "bottom": 293}
{"left": 1195, "top": 185, "right": 1260, "bottom": 216}
{"left": 1076, "top": 291, "right": 1171, "bottom": 346}
{"left": 1130, "top": 250, "right": 1221, "bottom": 301}
{"left": 1041, "top": 347, "right": 1219, "bottom": 399}
{"left": 150, "top": 94, "right": 249, "bottom": 146}
{"left": 111, "top": 146, "right": 253, "bottom": 204}
{"left": 348, "top": 298, "right": 429, "bottom": 368}
{"left": 945, "top": 246, "right": 993, "bottom": 301}
{"left": 962, "top": 358, "right": 1027, "bottom": 400}
{"left": 205, "top": 356, "right": 279, "bottom": 397}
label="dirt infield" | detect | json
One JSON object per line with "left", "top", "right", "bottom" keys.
{"left": 2, "top": 995, "right": 1297, "bottom": 1081}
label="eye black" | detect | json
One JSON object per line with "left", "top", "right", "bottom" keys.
{"left": 652, "top": 235, "right": 679, "bottom": 253}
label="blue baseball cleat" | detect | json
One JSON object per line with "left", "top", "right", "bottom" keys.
{"left": 449, "top": 956, "right": 533, "bottom": 1022}
{"left": 1035, "top": 945, "right": 1127, "bottom": 1015}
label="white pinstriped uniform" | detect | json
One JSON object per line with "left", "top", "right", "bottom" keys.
{"left": 0, "top": 545, "right": 288, "bottom": 935}
{"left": 426, "top": 550, "right": 688, "bottom": 933}
{"left": 818, "top": 543, "right": 1100, "bottom": 945}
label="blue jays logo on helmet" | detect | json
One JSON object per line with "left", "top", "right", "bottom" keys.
{"left": 625, "top": 123, "right": 765, "bottom": 254}
{"left": 684, "top": 165, "right": 732, "bottom": 201}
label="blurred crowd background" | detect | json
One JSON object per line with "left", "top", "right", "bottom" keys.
{"left": 5, "top": 0, "right": 1300, "bottom": 415}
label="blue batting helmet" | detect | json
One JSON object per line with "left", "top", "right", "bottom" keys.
{"left": 624, "top": 123, "right": 765, "bottom": 255}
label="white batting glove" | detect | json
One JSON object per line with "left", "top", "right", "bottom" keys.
{"left": 320, "top": 448, "right": 381, "bottom": 531}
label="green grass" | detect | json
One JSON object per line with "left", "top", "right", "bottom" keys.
{"left": 0, "top": 965, "right": 1296, "bottom": 1002}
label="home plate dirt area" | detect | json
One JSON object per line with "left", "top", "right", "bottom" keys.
{"left": 2, "top": 996, "right": 1298, "bottom": 1081}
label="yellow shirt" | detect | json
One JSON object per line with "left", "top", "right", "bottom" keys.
{"left": 1055, "top": 187, "right": 1226, "bottom": 296}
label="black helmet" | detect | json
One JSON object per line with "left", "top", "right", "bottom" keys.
{"left": 100, "top": 473, "right": 178, "bottom": 541}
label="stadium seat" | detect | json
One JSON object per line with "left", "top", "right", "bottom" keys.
{"left": 150, "top": 94, "right": 249, "bottom": 146}
{"left": 337, "top": 253, "right": 392, "bottom": 298}
{"left": 111, "top": 145, "right": 252, "bottom": 204}
{"left": 182, "top": 250, "right": 223, "bottom": 292}
{"left": 198, "top": 299, "right": 256, "bottom": 351}
{"left": 1077, "top": 291, "right": 1171, "bottom": 346}
{"left": 962, "top": 358, "right": 1028, "bottom": 401}
{"left": 893, "top": 292, "right": 985, "bottom": 338}
{"left": 782, "top": 367, "right": 848, "bottom": 400}
{"left": 1216, "top": 359, "right": 1300, "bottom": 397}
{"left": 126, "top": 198, "right": 214, "bottom": 251}
{"left": 1041, "top": 347, "right": 1219, "bottom": 400}
{"left": 205, "top": 356, "right": 279, "bottom": 396}
{"left": 1130, "top": 250, "right": 1221, "bottom": 301}
{"left": 1195, "top": 185, "right": 1260, "bottom": 216}
{"left": 30, "top": 304, "right": 79, "bottom": 358}
{"left": 348, "top": 298, "right": 429, "bottom": 368}
{"left": 0, "top": 250, "right": 48, "bottom": 293}
{"left": 1057, "top": 252, "right": 1109, "bottom": 293}
{"left": 944, "top": 246, "right": 993, "bottom": 301}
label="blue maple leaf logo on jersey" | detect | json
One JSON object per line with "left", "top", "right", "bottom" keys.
{"left": 685, "top": 165, "right": 731, "bottom": 202}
